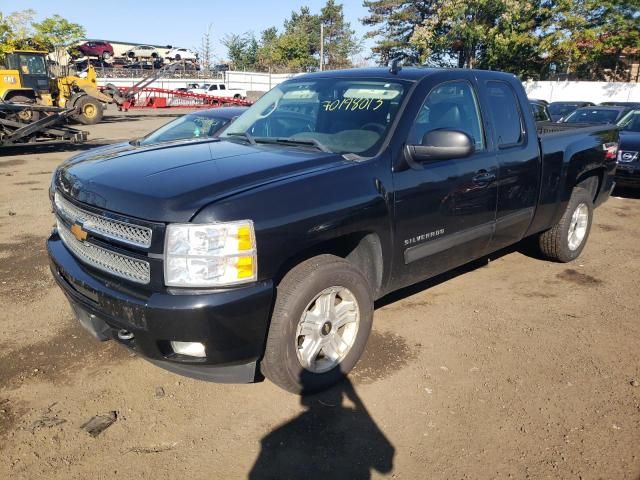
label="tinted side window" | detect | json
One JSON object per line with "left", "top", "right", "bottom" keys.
{"left": 408, "top": 81, "right": 485, "bottom": 151}
{"left": 486, "top": 81, "right": 523, "bottom": 146}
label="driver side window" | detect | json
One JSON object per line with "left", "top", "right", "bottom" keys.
{"left": 408, "top": 81, "right": 485, "bottom": 151}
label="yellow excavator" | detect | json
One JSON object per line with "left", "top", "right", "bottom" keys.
{"left": 0, "top": 50, "right": 123, "bottom": 124}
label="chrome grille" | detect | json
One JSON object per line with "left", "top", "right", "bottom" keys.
{"left": 57, "top": 220, "right": 151, "bottom": 284}
{"left": 55, "top": 192, "right": 152, "bottom": 248}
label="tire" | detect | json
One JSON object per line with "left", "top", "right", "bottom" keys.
{"left": 8, "top": 95, "right": 40, "bottom": 122}
{"left": 102, "top": 51, "right": 111, "bottom": 60}
{"left": 72, "top": 96, "right": 104, "bottom": 125}
{"left": 261, "top": 255, "right": 374, "bottom": 394}
{"left": 538, "top": 187, "right": 593, "bottom": 262}
{"left": 175, "top": 54, "right": 181, "bottom": 61}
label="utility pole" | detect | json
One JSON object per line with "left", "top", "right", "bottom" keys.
{"left": 320, "top": 23, "right": 324, "bottom": 71}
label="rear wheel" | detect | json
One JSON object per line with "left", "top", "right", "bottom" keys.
{"left": 72, "top": 96, "right": 104, "bottom": 125}
{"left": 537, "top": 187, "right": 593, "bottom": 262}
{"left": 261, "top": 255, "right": 374, "bottom": 394}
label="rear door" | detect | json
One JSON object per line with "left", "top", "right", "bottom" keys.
{"left": 391, "top": 77, "right": 499, "bottom": 288}
{"left": 477, "top": 78, "right": 541, "bottom": 251}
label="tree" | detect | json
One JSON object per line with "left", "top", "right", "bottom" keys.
{"left": 31, "top": 14, "right": 85, "bottom": 67}
{"left": 0, "top": 9, "right": 37, "bottom": 52}
{"left": 539, "top": 0, "right": 640, "bottom": 80}
{"left": 197, "top": 23, "right": 214, "bottom": 71}
{"left": 361, "top": 0, "right": 640, "bottom": 80}
{"left": 320, "top": 0, "right": 361, "bottom": 69}
{"left": 361, "top": 1, "right": 437, "bottom": 65}
{"left": 409, "top": 0, "right": 552, "bottom": 75}
{"left": 222, "top": 32, "right": 259, "bottom": 70}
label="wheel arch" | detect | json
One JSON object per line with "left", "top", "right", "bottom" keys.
{"left": 274, "top": 232, "right": 384, "bottom": 298}
{"left": 576, "top": 167, "right": 604, "bottom": 203}
{"left": 3, "top": 89, "right": 37, "bottom": 102}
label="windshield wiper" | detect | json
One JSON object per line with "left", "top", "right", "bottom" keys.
{"left": 254, "top": 137, "right": 333, "bottom": 153}
{"left": 225, "top": 131, "right": 256, "bottom": 145}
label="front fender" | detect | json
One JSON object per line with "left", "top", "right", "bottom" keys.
{"left": 192, "top": 155, "right": 395, "bottom": 288}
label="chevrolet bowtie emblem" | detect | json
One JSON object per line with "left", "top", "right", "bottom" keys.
{"left": 70, "top": 223, "right": 88, "bottom": 241}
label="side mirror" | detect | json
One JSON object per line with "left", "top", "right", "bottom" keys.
{"left": 406, "top": 129, "right": 475, "bottom": 162}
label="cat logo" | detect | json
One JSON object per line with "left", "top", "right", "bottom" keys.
{"left": 70, "top": 223, "right": 88, "bottom": 242}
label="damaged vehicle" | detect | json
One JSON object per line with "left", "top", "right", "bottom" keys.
{"left": 48, "top": 67, "right": 618, "bottom": 393}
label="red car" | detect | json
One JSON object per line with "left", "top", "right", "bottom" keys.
{"left": 77, "top": 41, "right": 114, "bottom": 60}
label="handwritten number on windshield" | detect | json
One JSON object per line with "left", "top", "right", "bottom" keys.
{"left": 322, "top": 98, "right": 384, "bottom": 112}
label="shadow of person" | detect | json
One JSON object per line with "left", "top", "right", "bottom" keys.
{"left": 249, "top": 377, "right": 394, "bottom": 480}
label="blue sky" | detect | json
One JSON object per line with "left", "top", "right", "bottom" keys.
{"left": 16, "top": 0, "right": 375, "bottom": 62}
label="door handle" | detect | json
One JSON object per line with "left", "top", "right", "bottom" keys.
{"left": 472, "top": 171, "right": 496, "bottom": 185}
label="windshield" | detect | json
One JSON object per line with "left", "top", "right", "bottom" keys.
{"left": 221, "top": 78, "right": 409, "bottom": 156}
{"left": 618, "top": 110, "right": 640, "bottom": 132}
{"left": 563, "top": 108, "right": 621, "bottom": 124}
{"left": 549, "top": 103, "right": 583, "bottom": 116}
{"left": 139, "top": 112, "right": 231, "bottom": 145}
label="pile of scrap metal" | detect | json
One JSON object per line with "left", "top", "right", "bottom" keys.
{"left": 0, "top": 100, "right": 87, "bottom": 147}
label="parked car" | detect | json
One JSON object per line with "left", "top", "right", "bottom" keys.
{"left": 600, "top": 101, "right": 640, "bottom": 109}
{"left": 123, "top": 59, "right": 164, "bottom": 70}
{"left": 529, "top": 100, "right": 551, "bottom": 122}
{"left": 48, "top": 67, "right": 618, "bottom": 394}
{"left": 76, "top": 41, "right": 114, "bottom": 60}
{"left": 124, "top": 45, "right": 162, "bottom": 59}
{"left": 614, "top": 109, "right": 640, "bottom": 188}
{"left": 548, "top": 101, "right": 595, "bottom": 122}
{"left": 189, "top": 83, "right": 247, "bottom": 99}
{"left": 164, "top": 48, "right": 197, "bottom": 61}
{"left": 529, "top": 98, "right": 549, "bottom": 106}
{"left": 561, "top": 106, "right": 632, "bottom": 125}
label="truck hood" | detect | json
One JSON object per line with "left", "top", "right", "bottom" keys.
{"left": 55, "top": 139, "right": 345, "bottom": 222}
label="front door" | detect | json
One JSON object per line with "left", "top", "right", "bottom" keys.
{"left": 391, "top": 79, "right": 498, "bottom": 290}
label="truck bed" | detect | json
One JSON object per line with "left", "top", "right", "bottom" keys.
{"left": 536, "top": 122, "right": 616, "bottom": 136}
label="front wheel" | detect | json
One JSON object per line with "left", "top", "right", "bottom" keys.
{"left": 72, "top": 96, "right": 104, "bottom": 125}
{"left": 537, "top": 187, "right": 593, "bottom": 262}
{"left": 261, "top": 255, "right": 373, "bottom": 394}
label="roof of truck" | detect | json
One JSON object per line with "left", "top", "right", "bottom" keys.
{"left": 296, "top": 67, "right": 519, "bottom": 83}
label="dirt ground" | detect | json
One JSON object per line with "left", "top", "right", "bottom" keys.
{"left": 0, "top": 108, "right": 639, "bottom": 480}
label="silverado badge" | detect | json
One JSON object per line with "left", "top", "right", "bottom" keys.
{"left": 70, "top": 223, "right": 88, "bottom": 242}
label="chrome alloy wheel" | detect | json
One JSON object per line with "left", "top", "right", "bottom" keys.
{"left": 295, "top": 286, "right": 360, "bottom": 373}
{"left": 568, "top": 203, "right": 589, "bottom": 251}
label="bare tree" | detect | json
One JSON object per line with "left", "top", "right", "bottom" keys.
{"left": 197, "top": 23, "right": 214, "bottom": 72}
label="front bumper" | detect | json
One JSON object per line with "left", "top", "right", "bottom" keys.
{"left": 615, "top": 164, "right": 640, "bottom": 188}
{"left": 47, "top": 229, "right": 274, "bottom": 383}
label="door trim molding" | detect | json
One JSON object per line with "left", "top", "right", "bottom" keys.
{"left": 404, "top": 222, "right": 494, "bottom": 264}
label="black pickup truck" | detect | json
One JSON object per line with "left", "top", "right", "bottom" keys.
{"left": 47, "top": 67, "right": 618, "bottom": 393}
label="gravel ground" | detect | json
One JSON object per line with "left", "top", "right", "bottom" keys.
{"left": 0, "top": 108, "right": 639, "bottom": 480}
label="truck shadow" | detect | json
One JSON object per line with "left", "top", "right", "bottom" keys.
{"left": 612, "top": 186, "right": 640, "bottom": 199}
{"left": 249, "top": 377, "right": 394, "bottom": 480}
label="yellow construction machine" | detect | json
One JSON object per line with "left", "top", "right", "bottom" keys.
{"left": 0, "top": 50, "right": 122, "bottom": 124}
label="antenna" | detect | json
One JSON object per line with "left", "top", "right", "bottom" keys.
{"left": 388, "top": 57, "right": 402, "bottom": 74}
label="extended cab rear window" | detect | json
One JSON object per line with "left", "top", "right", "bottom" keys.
{"left": 486, "top": 81, "right": 524, "bottom": 147}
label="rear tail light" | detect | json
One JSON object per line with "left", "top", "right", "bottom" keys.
{"left": 603, "top": 142, "right": 618, "bottom": 160}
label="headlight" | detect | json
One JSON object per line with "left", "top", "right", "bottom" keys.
{"left": 164, "top": 221, "right": 257, "bottom": 287}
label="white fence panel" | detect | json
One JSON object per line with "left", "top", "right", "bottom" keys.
{"left": 97, "top": 70, "right": 297, "bottom": 93}
{"left": 524, "top": 81, "right": 640, "bottom": 103}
